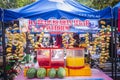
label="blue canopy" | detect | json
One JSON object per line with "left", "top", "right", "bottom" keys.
{"left": 113, "top": 2, "right": 120, "bottom": 19}
{"left": 0, "top": 8, "right": 21, "bottom": 21}
{"left": 0, "top": 0, "right": 112, "bottom": 21}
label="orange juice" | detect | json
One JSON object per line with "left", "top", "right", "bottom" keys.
{"left": 66, "top": 57, "right": 84, "bottom": 67}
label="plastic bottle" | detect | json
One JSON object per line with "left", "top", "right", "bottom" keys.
{"left": 23, "top": 65, "right": 29, "bottom": 77}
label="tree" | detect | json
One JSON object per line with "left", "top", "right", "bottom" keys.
{"left": 77, "top": 0, "right": 93, "bottom": 7}
{"left": 77, "top": 0, "right": 119, "bottom": 10}
{"left": 91, "top": 0, "right": 119, "bottom": 9}
{"left": 0, "top": 0, "right": 36, "bottom": 9}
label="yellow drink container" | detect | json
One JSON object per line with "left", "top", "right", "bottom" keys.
{"left": 66, "top": 57, "right": 84, "bottom": 67}
{"left": 66, "top": 48, "right": 85, "bottom": 67}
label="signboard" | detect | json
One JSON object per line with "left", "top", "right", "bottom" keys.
{"left": 19, "top": 19, "right": 99, "bottom": 33}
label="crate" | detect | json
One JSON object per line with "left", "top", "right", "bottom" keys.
{"left": 68, "top": 64, "right": 91, "bottom": 76}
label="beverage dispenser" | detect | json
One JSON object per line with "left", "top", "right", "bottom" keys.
{"left": 66, "top": 48, "right": 85, "bottom": 68}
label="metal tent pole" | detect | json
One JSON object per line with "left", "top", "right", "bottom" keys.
{"left": 1, "top": 9, "right": 7, "bottom": 80}
{"left": 114, "top": 15, "right": 118, "bottom": 80}
{"left": 111, "top": 18, "right": 114, "bottom": 79}
{"left": 114, "top": 24, "right": 117, "bottom": 80}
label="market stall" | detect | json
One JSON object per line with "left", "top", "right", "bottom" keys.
{"left": 0, "top": 0, "right": 114, "bottom": 80}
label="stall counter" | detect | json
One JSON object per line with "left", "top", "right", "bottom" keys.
{"left": 14, "top": 69, "right": 113, "bottom": 80}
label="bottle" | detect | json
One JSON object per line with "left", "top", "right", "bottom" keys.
{"left": 23, "top": 65, "right": 29, "bottom": 77}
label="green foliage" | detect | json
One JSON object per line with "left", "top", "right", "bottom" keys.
{"left": 0, "top": 0, "right": 36, "bottom": 9}
{"left": 77, "top": 0, "right": 119, "bottom": 10}
{"left": 77, "top": 0, "right": 93, "bottom": 7}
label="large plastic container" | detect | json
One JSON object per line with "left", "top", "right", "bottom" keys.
{"left": 51, "top": 49, "right": 64, "bottom": 68}
{"left": 37, "top": 49, "right": 51, "bottom": 68}
{"left": 66, "top": 48, "right": 85, "bottom": 68}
